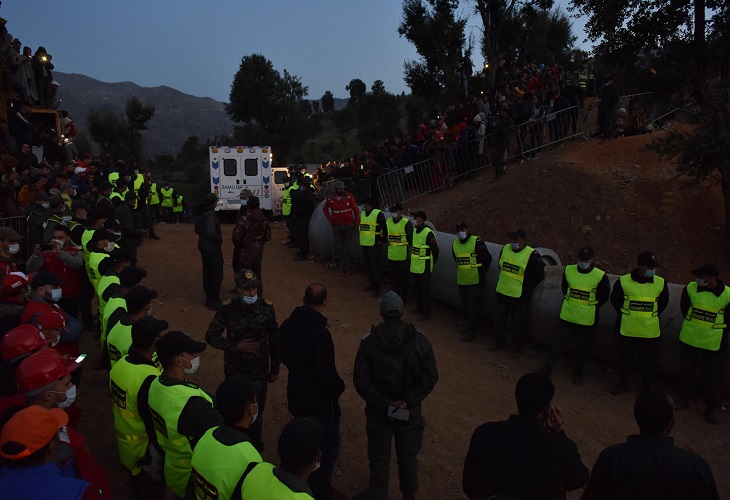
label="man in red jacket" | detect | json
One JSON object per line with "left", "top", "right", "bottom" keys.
{"left": 322, "top": 181, "right": 359, "bottom": 276}
{"left": 26, "top": 225, "right": 85, "bottom": 319}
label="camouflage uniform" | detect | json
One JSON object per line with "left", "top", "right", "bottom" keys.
{"left": 231, "top": 207, "right": 271, "bottom": 295}
{"left": 205, "top": 279, "right": 279, "bottom": 450}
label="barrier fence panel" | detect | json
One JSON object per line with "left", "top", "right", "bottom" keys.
{"left": 516, "top": 106, "right": 582, "bottom": 159}
{"left": 319, "top": 178, "right": 372, "bottom": 205}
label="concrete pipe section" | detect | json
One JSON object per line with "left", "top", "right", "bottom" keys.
{"left": 310, "top": 203, "right": 695, "bottom": 381}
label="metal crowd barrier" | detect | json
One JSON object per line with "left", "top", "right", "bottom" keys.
{"left": 516, "top": 105, "right": 582, "bottom": 159}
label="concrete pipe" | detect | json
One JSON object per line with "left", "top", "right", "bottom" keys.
{"left": 309, "top": 207, "right": 696, "bottom": 381}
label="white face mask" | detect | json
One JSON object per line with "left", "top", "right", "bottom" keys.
{"left": 457, "top": 231, "right": 467, "bottom": 240}
{"left": 6, "top": 243, "right": 20, "bottom": 254}
{"left": 696, "top": 279, "right": 707, "bottom": 287}
{"left": 242, "top": 294, "right": 258, "bottom": 305}
{"left": 41, "top": 203, "right": 50, "bottom": 209}
{"left": 182, "top": 356, "right": 200, "bottom": 375}
{"left": 104, "top": 242, "right": 115, "bottom": 252}
{"left": 52, "top": 384, "right": 77, "bottom": 409}
{"left": 47, "top": 288, "right": 62, "bottom": 302}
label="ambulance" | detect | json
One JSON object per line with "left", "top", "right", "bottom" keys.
{"left": 209, "top": 146, "right": 275, "bottom": 213}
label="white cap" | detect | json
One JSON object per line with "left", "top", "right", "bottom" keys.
{"left": 51, "top": 80, "right": 60, "bottom": 87}
{"left": 73, "top": 167, "right": 86, "bottom": 175}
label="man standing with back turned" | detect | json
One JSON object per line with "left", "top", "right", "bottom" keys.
{"left": 354, "top": 291, "right": 438, "bottom": 500}
{"left": 194, "top": 193, "right": 223, "bottom": 311}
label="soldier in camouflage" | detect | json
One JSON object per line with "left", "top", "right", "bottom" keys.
{"left": 232, "top": 195, "right": 271, "bottom": 296}
{"left": 205, "top": 268, "right": 279, "bottom": 451}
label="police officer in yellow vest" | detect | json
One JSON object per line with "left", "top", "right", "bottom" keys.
{"left": 240, "top": 417, "right": 324, "bottom": 499}
{"left": 539, "top": 247, "right": 610, "bottom": 384}
{"left": 409, "top": 210, "right": 439, "bottom": 321}
{"left": 360, "top": 198, "right": 387, "bottom": 297}
{"left": 160, "top": 182, "right": 174, "bottom": 223}
{"left": 609, "top": 251, "right": 669, "bottom": 395}
{"left": 187, "top": 374, "right": 263, "bottom": 500}
{"left": 452, "top": 222, "right": 491, "bottom": 342}
{"left": 488, "top": 228, "right": 545, "bottom": 358}
{"left": 147, "top": 175, "right": 161, "bottom": 223}
{"left": 386, "top": 203, "right": 413, "bottom": 302}
{"left": 281, "top": 176, "right": 298, "bottom": 248}
{"left": 675, "top": 263, "right": 730, "bottom": 424}
{"left": 148, "top": 331, "right": 222, "bottom": 499}
{"left": 109, "top": 316, "right": 167, "bottom": 499}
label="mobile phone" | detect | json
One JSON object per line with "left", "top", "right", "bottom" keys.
{"left": 75, "top": 354, "right": 87, "bottom": 363}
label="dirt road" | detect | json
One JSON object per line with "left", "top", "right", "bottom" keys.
{"left": 74, "top": 219, "right": 729, "bottom": 500}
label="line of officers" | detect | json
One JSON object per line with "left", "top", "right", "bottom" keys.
{"left": 346, "top": 199, "right": 729, "bottom": 425}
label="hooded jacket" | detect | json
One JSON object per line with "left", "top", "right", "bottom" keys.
{"left": 354, "top": 318, "right": 438, "bottom": 419}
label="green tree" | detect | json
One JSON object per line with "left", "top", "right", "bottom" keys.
{"left": 353, "top": 81, "right": 401, "bottom": 148}
{"left": 321, "top": 90, "right": 335, "bottom": 113}
{"left": 398, "top": 0, "right": 468, "bottom": 101}
{"left": 86, "top": 96, "right": 155, "bottom": 163}
{"left": 227, "top": 54, "right": 312, "bottom": 163}
{"left": 345, "top": 79, "right": 367, "bottom": 105}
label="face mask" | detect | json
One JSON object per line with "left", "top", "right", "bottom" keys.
{"left": 696, "top": 279, "right": 707, "bottom": 287}
{"left": 182, "top": 356, "right": 200, "bottom": 375}
{"left": 511, "top": 242, "right": 521, "bottom": 251}
{"left": 578, "top": 261, "right": 591, "bottom": 270}
{"left": 72, "top": 190, "right": 77, "bottom": 197}
{"left": 284, "top": 183, "right": 290, "bottom": 188}
{"left": 241, "top": 294, "right": 257, "bottom": 305}
{"left": 457, "top": 231, "right": 467, "bottom": 240}
{"left": 105, "top": 242, "right": 115, "bottom": 252}
{"left": 240, "top": 200, "right": 248, "bottom": 206}
{"left": 644, "top": 269, "right": 656, "bottom": 278}
{"left": 6, "top": 243, "right": 20, "bottom": 254}
{"left": 51, "top": 385, "right": 77, "bottom": 409}
{"left": 41, "top": 203, "right": 50, "bottom": 209}
{"left": 49, "top": 288, "right": 63, "bottom": 302}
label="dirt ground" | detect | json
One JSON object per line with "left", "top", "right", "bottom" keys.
{"left": 75, "top": 132, "right": 730, "bottom": 500}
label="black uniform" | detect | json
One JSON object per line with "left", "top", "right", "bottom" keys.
{"left": 194, "top": 207, "right": 223, "bottom": 307}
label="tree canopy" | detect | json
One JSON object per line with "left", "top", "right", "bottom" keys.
{"left": 227, "top": 53, "right": 313, "bottom": 163}
{"left": 86, "top": 96, "right": 155, "bottom": 164}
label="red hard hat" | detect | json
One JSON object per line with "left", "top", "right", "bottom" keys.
{"left": 0, "top": 325, "right": 49, "bottom": 362}
{"left": 15, "top": 349, "right": 80, "bottom": 394}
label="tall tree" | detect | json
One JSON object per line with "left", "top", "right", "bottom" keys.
{"left": 345, "top": 79, "right": 367, "bottom": 105}
{"left": 398, "top": 0, "right": 468, "bottom": 101}
{"left": 86, "top": 96, "right": 155, "bottom": 163}
{"left": 321, "top": 90, "right": 335, "bottom": 113}
{"left": 227, "top": 54, "right": 312, "bottom": 163}
{"left": 353, "top": 81, "right": 401, "bottom": 149}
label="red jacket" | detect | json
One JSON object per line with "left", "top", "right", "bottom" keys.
{"left": 322, "top": 192, "right": 359, "bottom": 226}
{"left": 41, "top": 248, "right": 83, "bottom": 297}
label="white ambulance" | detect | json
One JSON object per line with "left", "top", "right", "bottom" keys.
{"left": 209, "top": 146, "right": 275, "bottom": 212}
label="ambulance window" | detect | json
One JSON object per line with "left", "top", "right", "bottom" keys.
{"left": 274, "top": 171, "right": 287, "bottom": 184}
{"left": 223, "top": 159, "right": 237, "bottom": 176}
{"left": 244, "top": 159, "right": 258, "bottom": 176}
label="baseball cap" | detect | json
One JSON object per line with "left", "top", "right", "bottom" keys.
{"left": 216, "top": 374, "right": 262, "bottom": 418}
{"left": 204, "top": 193, "right": 218, "bottom": 204}
{"left": 70, "top": 199, "right": 88, "bottom": 211}
{"left": 124, "top": 191, "right": 137, "bottom": 201}
{"left": 73, "top": 166, "right": 87, "bottom": 175}
{"left": 0, "top": 227, "right": 22, "bottom": 241}
{"left": 155, "top": 331, "right": 207, "bottom": 360}
{"left": 99, "top": 181, "right": 113, "bottom": 191}
{"left": 334, "top": 181, "right": 345, "bottom": 189}
{"left": 637, "top": 251, "right": 659, "bottom": 268}
{"left": 131, "top": 316, "right": 169, "bottom": 347}
{"left": 455, "top": 221, "right": 468, "bottom": 231}
{"left": 235, "top": 269, "right": 261, "bottom": 289}
{"left": 390, "top": 202, "right": 403, "bottom": 212}
{"left": 2, "top": 272, "right": 29, "bottom": 295}
{"left": 108, "top": 247, "right": 133, "bottom": 264}
{"left": 119, "top": 266, "right": 147, "bottom": 287}
{"left": 411, "top": 210, "right": 427, "bottom": 220}
{"left": 691, "top": 263, "right": 720, "bottom": 278}
{"left": 578, "top": 247, "right": 595, "bottom": 260}
{"left": 59, "top": 182, "right": 77, "bottom": 192}
{"left": 278, "top": 417, "right": 325, "bottom": 469}
{"left": 379, "top": 291, "right": 404, "bottom": 318}
{"left": 239, "top": 188, "right": 254, "bottom": 199}
{"left": 125, "top": 285, "right": 157, "bottom": 312}
{"left": 30, "top": 271, "right": 63, "bottom": 289}
{"left": 116, "top": 178, "right": 129, "bottom": 187}
{"left": 0, "top": 406, "right": 68, "bottom": 460}
{"left": 91, "top": 228, "right": 118, "bottom": 243}
{"left": 508, "top": 228, "right": 527, "bottom": 239}
{"left": 49, "top": 195, "right": 64, "bottom": 208}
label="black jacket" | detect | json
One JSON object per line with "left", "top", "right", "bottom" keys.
{"left": 463, "top": 414, "right": 588, "bottom": 500}
{"left": 291, "top": 188, "right": 318, "bottom": 221}
{"left": 194, "top": 210, "right": 222, "bottom": 252}
{"left": 582, "top": 434, "right": 718, "bottom": 500}
{"left": 279, "top": 306, "right": 344, "bottom": 419}
{"left": 353, "top": 319, "right": 438, "bottom": 419}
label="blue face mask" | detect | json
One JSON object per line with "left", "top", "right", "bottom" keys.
{"left": 240, "top": 200, "right": 248, "bottom": 206}
{"left": 644, "top": 268, "right": 656, "bottom": 278}
{"left": 241, "top": 294, "right": 257, "bottom": 305}
{"left": 457, "top": 231, "right": 467, "bottom": 240}
{"left": 578, "top": 261, "right": 591, "bottom": 270}
{"left": 511, "top": 242, "right": 521, "bottom": 251}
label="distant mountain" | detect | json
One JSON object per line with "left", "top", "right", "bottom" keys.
{"left": 53, "top": 72, "right": 235, "bottom": 157}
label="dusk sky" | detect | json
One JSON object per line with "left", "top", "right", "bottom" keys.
{"left": 3, "top": 0, "right": 589, "bottom": 103}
